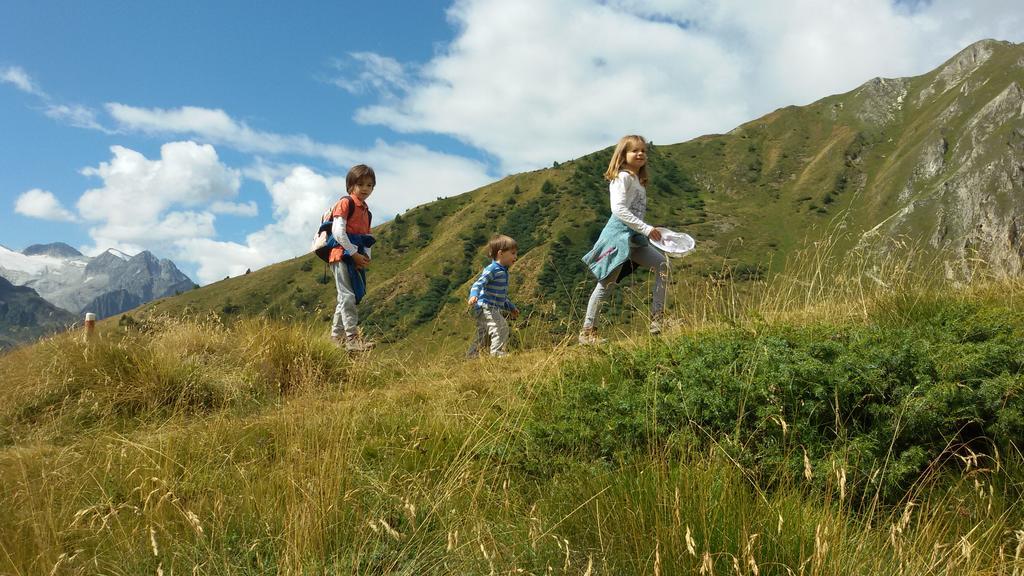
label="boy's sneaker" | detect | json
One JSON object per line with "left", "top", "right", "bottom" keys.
{"left": 578, "top": 329, "right": 606, "bottom": 346}
{"left": 344, "top": 335, "right": 375, "bottom": 352}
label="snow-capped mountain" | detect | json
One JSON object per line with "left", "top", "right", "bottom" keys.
{"left": 0, "top": 243, "right": 88, "bottom": 286}
{"left": 22, "top": 242, "right": 86, "bottom": 259}
{"left": 0, "top": 243, "right": 196, "bottom": 319}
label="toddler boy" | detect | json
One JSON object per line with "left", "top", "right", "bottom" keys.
{"left": 467, "top": 235, "right": 519, "bottom": 358}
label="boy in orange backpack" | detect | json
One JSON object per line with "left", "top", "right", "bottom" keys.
{"left": 328, "top": 164, "right": 376, "bottom": 352}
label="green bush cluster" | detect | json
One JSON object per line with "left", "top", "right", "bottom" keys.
{"left": 530, "top": 296, "right": 1024, "bottom": 503}
{"left": 414, "top": 276, "right": 452, "bottom": 325}
{"left": 501, "top": 198, "right": 544, "bottom": 253}
{"left": 567, "top": 150, "right": 612, "bottom": 213}
{"left": 646, "top": 146, "right": 705, "bottom": 225}
{"left": 537, "top": 231, "right": 598, "bottom": 318}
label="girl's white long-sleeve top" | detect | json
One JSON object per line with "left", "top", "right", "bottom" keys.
{"left": 609, "top": 170, "right": 653, "bottom": 237}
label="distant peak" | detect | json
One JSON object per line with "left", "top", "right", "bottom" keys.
{"left": 103, "top": 248, "right": 133, "bottom": 261}
{"left": 961, "top": 38, "right": 1014, "bottom": 52}
{"left": 937, "top": 39, "right": 1002, "bottom": 80}
{"left": 23, "top": 242, "right": 83, "bottom": 258}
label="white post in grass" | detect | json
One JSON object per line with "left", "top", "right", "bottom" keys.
{"left": 84, "top": 312, "right": 96, "bottom": 341}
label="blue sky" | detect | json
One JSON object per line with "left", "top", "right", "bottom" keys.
{"left": 2, "top": 0, "right": 1022, "bottom": 284}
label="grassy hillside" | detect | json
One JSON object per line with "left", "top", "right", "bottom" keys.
{"left": 128, "top": 40, "right": 1024, "bottom": 355}
{"left": 2, "top": 249, "right": 1023, "bottom": 573}
{"left": 4, "top": 40, "right": 1023, "bottom": 573}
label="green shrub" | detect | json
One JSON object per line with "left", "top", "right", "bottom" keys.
{"left": 530, "top": 295, "right": 1024, "bottom": 503}
{"left": 501, "top": 199, "right": 543, "bottom": 253}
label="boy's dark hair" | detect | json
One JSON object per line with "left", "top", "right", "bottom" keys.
{"left": 346, "top": 164, "right": 376, "bottom": 191}
{"left": 487, "top": 234, "right": 517, "bottom": 259}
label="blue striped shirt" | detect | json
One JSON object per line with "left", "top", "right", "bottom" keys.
{"left": 469, "top": 261, "right": 516, "bottom": 311}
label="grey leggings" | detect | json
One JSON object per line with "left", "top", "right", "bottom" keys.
{"left": 583, "top": 244, "right": 668, "bottom": 330}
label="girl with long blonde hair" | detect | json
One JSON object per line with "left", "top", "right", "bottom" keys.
{"left": 579, "top": 135, "right": 668, "bottom": 344}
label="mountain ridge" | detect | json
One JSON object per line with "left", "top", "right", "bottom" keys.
{"left": 0, "top": 276, "right": 76, "bottom": 350}
{"left": 22, "top": 242, "right": 83, "bottom": 258}
{"left": 0, "top": 245, "right": 196, "bottom": 347}
{"left": 125, "top": 39, "right": 1024, "bottom": 348}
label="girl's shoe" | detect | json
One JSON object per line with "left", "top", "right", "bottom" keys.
{"left": 649, "top": 320, "right": 662, "bottom": 335}
{"left": 578, "top": 329, "right": 606, "bottom": 345}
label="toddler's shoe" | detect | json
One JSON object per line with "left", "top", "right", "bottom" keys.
{"left": 649, "top": 319, "right": 662, "bottom": 335}
{"left": 578, "top": 329, "right": 606, "bottom": 346}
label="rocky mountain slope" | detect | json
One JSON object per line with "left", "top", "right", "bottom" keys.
{"left": 0, "top": 276, "right": 76, "bottom": 351}
{"left": 134, "top": 39, "right": 1024, "bottom": 348}
{"left": 0, "top": 244, "right": 195, "bottom": 319}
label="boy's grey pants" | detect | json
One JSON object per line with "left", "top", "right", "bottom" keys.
{"left": 583, "top": 244, "right": 668, "bottom": 330}
{"left": 331, "top": 262, "right": 359, "bottom": 338}
{"left": 467, "top": 305, "right": 509, "bottom": 357}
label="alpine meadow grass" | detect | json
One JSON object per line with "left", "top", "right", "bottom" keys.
{"left": 1, "top": 246, "right": 1023, "bottom": 574}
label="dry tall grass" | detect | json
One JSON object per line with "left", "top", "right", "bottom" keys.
{"left": 1, "top": 238, "right": 1022, "bottom": 574}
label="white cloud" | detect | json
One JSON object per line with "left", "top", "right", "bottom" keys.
{"left": 175, "top": 148, "right": 495, "bottom": 284}
{"left": 107, "top": 104, "right": 493, "bottom": 218}
{"left": 88, "top": 105, "right": 494, "bottom": 283}
{"left": 106, "top": 103, "right": 352, "bottom": 162}
{"left": 104, "top": 105, "right": 495, "bottom": 209}
{"left": 209, "top": 200, "right": 259, "bottom": 217}
{"left": 259, "top": 166, "right": 343, "bottom": 234}
{"left": 44, "top": 104, "right": 109, "bottom": 132}
{"left": 1, "top": 66, "right": 47, "bottom": 97}
{"left": 14, "top": 1, "right": 1022, "bottom": 287}
{"left": 330, "top": 52, "right": 413, "bottom": 98}
{"left": 2, "top": 65, "right": 113, "bottom": 133}
{"left": 350, "top": 0, "right": 749, "bottom": 172}
{"left": 361, "top": 139, "right": 494, "bottom": 218}
{"left": 76, "top": 142, "right": 241, "bottom": 254}
{"left": 173, "top": 238, "right": 266, "bottom": 282}
{"left": 78, "top": 211, "right": 218, "bottom": 258}
{"left": 14, "top": 189, "right": 78, "bottom": 222}
{"left": 350, "top": 0, "right": 1024, "bottom": 173}
{"left": 176, "top": 165, "right": 344, "bottom": 283}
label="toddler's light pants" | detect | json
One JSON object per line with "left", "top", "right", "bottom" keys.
{"left": 467, "top": 305, "right": 509, "bottom": 358}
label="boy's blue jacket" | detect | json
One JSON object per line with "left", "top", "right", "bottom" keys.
{"left": 341, "top": 233, "right": 376, "bottom": 304}
{"left": 582, "top": 215, "right": 649, "bottom": 282}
